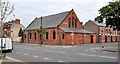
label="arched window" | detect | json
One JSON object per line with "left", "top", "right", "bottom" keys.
{"left": 46, "top": 32, "right": 48, "bottom": 39}
{"left": 62, "top": 34, "right": 64, "bottom": 39}
{"left": 72, "top": 17, "right": 74, "bottom": 27}
{"left": 53, "top": 31, "right": 56, "bottom": 39}
{"left": 34, "top": 33, "right": 36, "bottom": 39}
{"left": 69, "top": 18, "right": 71, "bottom": 28}
{"left": 30, "top": 33, "right": 32, "bottom": 39}
{"left": 75, "top": 19, "right": 77, "bottom": 28}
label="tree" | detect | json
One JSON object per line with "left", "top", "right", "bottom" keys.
{"left": 18, "top": 27, "right": 24, "bottom": 37}
{"left": 0, "top": 0, "right": 15, "bottom": 58}
{"left": 0, "top": 0, "right": 15, "bottom": 22}
{"left": 97, "top": 0, "right": 120, "bottom": 30}
{"left": 35, "top": 25, "right": 46, "bottom": 45}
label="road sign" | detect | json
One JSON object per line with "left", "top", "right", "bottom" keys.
{"left": 71, "top": 32, "right": 74, "bottom": 36}
{"left": 25, "top": 30, "right": 28, "bottom": 35}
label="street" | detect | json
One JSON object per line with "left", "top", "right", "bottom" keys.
{"left": 1, "top": 42, "right": 118, "bottom": 63}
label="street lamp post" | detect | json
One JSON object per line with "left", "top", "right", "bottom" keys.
{"left": 84, "top": 25, "right": 85, "bottom": 44}
{"left": 4, "top": 28, "right": 7, "bottom": 58}
{"left": 25, "top": 30, "right": 28, "bottom": 44}
{"left": 71, "top": 31, "right": 74, "bottom": 46}
{"left": 102, "top": 27, "right": 105, "bottom": 48}
{"left": 0, "top": 23, "right": 3, "bottom": 59}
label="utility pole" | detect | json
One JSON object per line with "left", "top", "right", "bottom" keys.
{"left": 84, "top": 25, "right": 85, "bottom": 44}
{"left": 0, "top": 0, "right": 3, "bottom": 59}
{"left": 71, "top": 31, "right": 74, "bottom": 46}
{"left": 41, "top": 16, "right": 42, "bottom": 26}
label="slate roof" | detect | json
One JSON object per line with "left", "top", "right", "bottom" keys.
{"left": 26, "top": 11, "right": 70, "bottom": 30}
{"left": 59, "top": 27, "right": 95, "bottom": 34}
{"left": 90, "top": 20, "right": 106, "bottom": 27}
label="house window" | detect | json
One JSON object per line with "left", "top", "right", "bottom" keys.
{"left": 53, "top": 31, "right": 56, "bottom": 39}
{"left": 109, "top": 28, "right": 110, "bottom": 34}
{"left": 69, "top": 18, "right": 71, "bottom": 28}
{"left": 30, "top": 33, "right": 32, "bottom": 39}
{"left": 99, "top": 27, "right": 101, "bottom": 34}
{"left": 62, "top": 34, "right": 64, "bottom": 39}
{"left": 34, "top": 33, "right": 36, "bottom": 39}
{"left": 105, "top": 28, "right": 107, "bottom": 34}
{"left": 72, "top": 17, "right": 74, "bottom": 27}
{"left": 46, "top": 32, "right": 48, "bottom": 39}
{"left": 75, "top": 19, "right": 77, "bottom": 28}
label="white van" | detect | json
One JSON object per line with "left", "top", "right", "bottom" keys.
{"left": 0, "top": 38, "right": 13, "bottom": 53}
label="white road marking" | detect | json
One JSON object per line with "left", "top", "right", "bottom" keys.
{"left": 98, "top": 56, "right": 116, "bottom": 59}
{"left": 33, "top": 55, "right": 39, "bottom": 58}
{"left": 58, "top": 60, "right": 64, "bottom": 62}
{"left": 23, "top": 53, "right": 29, "bottom": 56}
{"left": 6, "top": 56, "right": 22, "bottom": 62}
{"left": 91, "top": 50, "right": 96, "bottom": 52}
{"left": 88, "top": 55, "right": 96, "bottom": 57}
{"left": 102, "top": 51, "right": 118, "bottom": 53}
{"left": 86, "top": 50, "right": 89, "bottom": 51}
{"left": 25, "top": 48, "right": 35, "bottom": 50}
{"left": 43, "top": 58, "right": 51, "bottom": 60}
{"left": 16, "top": 52, "right": 21, "bottom": 53}
{"left": 45, "top": 50, "right": 65, "bottom": 54}
{"left": 76, "top": 53, "right": 116, "bottom": 59}
{"left": 77, "top": 53, "right": 88, "bottom": 56}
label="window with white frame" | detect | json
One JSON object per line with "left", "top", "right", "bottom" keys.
{"left": 106, "top": 28, "right": 108, "bottom": 34}
{"left": 99, "top": 27, "right": 102, "bottom": 34}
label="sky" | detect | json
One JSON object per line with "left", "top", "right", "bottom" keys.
{"left": 7, "top": 0, "right": 113, "bottom": 27}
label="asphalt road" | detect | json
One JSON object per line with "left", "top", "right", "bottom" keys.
{"left": 4, "top": 42, "right": 119, "bottom": 62}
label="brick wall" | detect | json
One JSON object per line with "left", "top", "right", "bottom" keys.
{"left": 2, "top": 19, "right": 21, "bottom": 37}
{"left": 23, "top": 28, "right": 96, "bottom": 45}
{"left": 23, "top": 10, "right": 96, "bottom": 45}
{"left": 59, "top": 10, "right": 83, "bottom": 29}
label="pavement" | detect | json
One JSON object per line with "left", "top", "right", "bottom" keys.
{"left": 91, "top": 46, "right": 119, "bottom": 53}
{"left": 0, "top": 56, "right": 20, "bottom": 62}
{"left": 0, "top": 42, "right": 119, "bottom": 63}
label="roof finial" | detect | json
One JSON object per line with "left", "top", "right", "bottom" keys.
{"left": 41, "top": 16, "right": 42, "bottom": 26}
{"left": 72, "top": 9, "right": 74, "bottom": 11}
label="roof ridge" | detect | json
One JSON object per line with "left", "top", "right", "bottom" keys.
{"left": 38, "top": 10, "right": 70, "bottom": 18}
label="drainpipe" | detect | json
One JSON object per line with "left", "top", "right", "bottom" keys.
{"left": 98, "top": 26, "right": 99, "bottom": 43}
{"left": 57, "top": 26, "right": 58, "bottom": 45}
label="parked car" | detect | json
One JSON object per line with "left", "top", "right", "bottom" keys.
{"left": 0, "top": 38, "right": 13, "bottom": 53}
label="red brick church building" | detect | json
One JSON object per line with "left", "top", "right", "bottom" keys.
{"left": 23, "top": 9, "right": 96, "bottom": 45}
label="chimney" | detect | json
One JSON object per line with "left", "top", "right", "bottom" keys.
{"left": 11, "top": 20, "right": 14, "bottom": 23}
{"left": 94, "top": 18, "right": 98, "bottom": 21}
{"left": 15, "top": 19, "right": 20, "bottom": 24}
{"left": 8, "top": 21, "right": 11, "bottom": 23}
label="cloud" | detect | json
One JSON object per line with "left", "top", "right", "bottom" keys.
{"left": 7, "top": 0, "right": 113, "bottom": 27}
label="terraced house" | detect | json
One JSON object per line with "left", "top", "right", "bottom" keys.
{"left": 84, "top": 18, "right": 120, "bottom": 43}
{"left": 24, "top": 9, "right": 96, "bottom": 45}
{"left": 2, "top": 19, "right": 25, "bottom": 42}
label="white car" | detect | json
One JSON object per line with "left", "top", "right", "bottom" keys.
{"left": 0, "top": 38, "right": 13, "bottom": 53}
